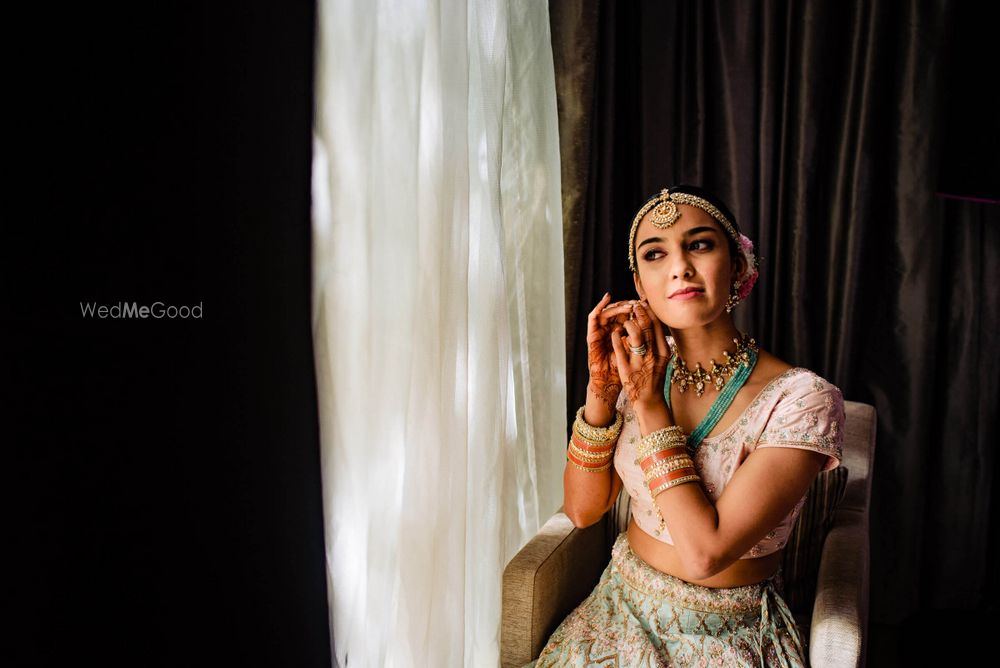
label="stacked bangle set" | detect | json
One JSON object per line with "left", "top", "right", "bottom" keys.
{"left": 569, "top": 405, "right": 702, "bottom": 534}
{"left": 567, "top": 407, "right": 701, "bottom": 502}
{"left": 567, "top": 406, "right": 622, "bottom": 472}
{"left": 635, "top": 426, "right": 700, "bottom": 498}
{"left": 635, "top": 425, "right": 701, "bottom": 534}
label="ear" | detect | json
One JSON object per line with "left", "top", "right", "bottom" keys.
{"left": 732, "top": 251, "right": 748, "bottom": 282}
{"left": 633, "top": 272, "right": 647, "bottom": 300}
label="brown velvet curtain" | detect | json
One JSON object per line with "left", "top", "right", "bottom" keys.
{"left": 551, "top": 0, "right": 999, "bottom": 628}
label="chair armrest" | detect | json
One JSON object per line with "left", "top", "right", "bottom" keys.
{"left": 809, "top": 507, "right": 869, "bottom": 668}
{"left": 501, "top": 512, "right": 610, "bottom": 668}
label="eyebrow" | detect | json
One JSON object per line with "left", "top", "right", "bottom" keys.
{"left": 636, "top": 226, "right": 719, "bottom": 250}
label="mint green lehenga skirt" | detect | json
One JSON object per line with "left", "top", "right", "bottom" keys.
{"left": 524, "top": 532, "right": 807, "bottom": 667}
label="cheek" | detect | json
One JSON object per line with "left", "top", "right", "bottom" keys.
{"left": 707, "top": 265, "right": 733, "bottom": 292}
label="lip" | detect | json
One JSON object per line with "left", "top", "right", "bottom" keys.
{"left": 669, "top": 287, "right": 705, "bottom": 299}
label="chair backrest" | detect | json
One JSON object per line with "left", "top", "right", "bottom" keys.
{"left": 837, "top": 401, "right": 877, "bottom": 518}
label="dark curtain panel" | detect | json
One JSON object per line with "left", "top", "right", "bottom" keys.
{"left": 550, "top": 1, "right": 602, "bottom": 360}
{"left": 553, "top": 0, "right": 1000, "bottom": 632}
{"left": 13, "top": 2, "right": 332, "bottom": 665}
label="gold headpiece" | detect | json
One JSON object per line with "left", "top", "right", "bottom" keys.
{"left": 628, "top": 188, "right": 742, "bottom": 274}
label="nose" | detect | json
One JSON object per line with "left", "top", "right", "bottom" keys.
{"left": 669, "top": 250, "right": 694, "bottom": 279}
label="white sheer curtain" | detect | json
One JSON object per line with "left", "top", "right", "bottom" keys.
{"left": 312, "top": 1, "right": 566, "bottom": 665}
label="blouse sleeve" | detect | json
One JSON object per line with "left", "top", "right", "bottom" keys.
{"left": 753, "top": 373, "right": 845, "bottom": 472}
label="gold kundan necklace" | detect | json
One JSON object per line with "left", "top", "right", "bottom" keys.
{"left": 667, "top": 332, "right": 759, "bottom": 398}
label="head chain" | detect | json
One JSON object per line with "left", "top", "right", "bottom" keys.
{"left": 628, "top": 188, "right": 743, "bottom": 274}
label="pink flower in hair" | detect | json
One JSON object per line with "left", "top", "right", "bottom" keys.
{"left": 736, "top": 233, "right": 759, "bottom": 300}
{"left": 738, "top": 268, "right": 758, "bottom": 300}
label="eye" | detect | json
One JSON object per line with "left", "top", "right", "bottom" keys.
{"left": 643, "top": 248, "right": 664, "bottom": 261}
{"left": 689, "top": 238, "right": 715, "bottom": 251}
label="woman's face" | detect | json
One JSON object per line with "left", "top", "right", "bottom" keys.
{"left": 632, "top": 204, "right": 743, "bottom": 330}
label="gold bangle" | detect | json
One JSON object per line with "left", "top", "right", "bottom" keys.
{"left": 567, "top": 457, "right": 612, "bottom": 473}
{"left": 642, "top": 458, "right": 695, "bottom": 482}
{"left": 637, "top": 425, "right": 687, "bottom": 452}
{"left": 571, "top": 428, "right": 618, "bottom": 450}
{"left": 568, "top": 443, "right": 615, "bottom": 463}
{"left": 649, "top": 474, "right": 701, "bottom": 498}
{"left": 641, "top": 428, "right": 686, "bottom": 444}
{"left": 642, "top": 454, "right": 694, "bottom": 474}
{"left": 573, "top": 406, "right": 623, "bottom": 443}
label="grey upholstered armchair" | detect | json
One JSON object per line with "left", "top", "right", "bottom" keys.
{"left": 501, "top": 400, "right": 876, "bottom": 668}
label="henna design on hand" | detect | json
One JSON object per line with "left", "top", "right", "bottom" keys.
{"left": 588, "top": 379, "right": 622, "bottom": 413}
{"left": 586, "top": 297, "right": 633, "bottom": 413}
{"left": 588, "top": 337, "right": 621, "bottom": 412}
{"left": 626, "top": 368, "right": 652, "bottom": 404}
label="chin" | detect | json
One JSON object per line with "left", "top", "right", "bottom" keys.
{"left": 659, "top": 305, "right": 726, "bottom": 330}
{"left": 663, "top": 318, "right": 706, "bottom": 331}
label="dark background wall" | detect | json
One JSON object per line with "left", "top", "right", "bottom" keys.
{"left": 12, "top": 2, "right": 331, "bottom": 666}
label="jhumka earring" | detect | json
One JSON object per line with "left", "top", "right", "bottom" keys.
{"left": 724, "top": 280, "right": 743, "bottom": 313}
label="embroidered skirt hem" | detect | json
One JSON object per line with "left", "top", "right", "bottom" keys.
{"left": 523, "top": 532, "right": 808, "bottom": 667}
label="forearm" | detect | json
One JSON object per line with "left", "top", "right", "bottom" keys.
{"left": 562, "top": 461, "right": 614, "bottom": 527}
{"left": 584, "top": 363, "right": 620, "bottom": 426}
{"left": 563, "top": 388, "right": 620, "bottom": 526}
{"left": 636, "top": 404, "right": 719, "bottom": 576}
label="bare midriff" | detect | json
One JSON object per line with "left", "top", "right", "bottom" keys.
{"left": 627, "top": 516, "right": 782, "bottom": 588}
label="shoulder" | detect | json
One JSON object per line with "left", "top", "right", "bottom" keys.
{"left": 750, "top": 348, "right": 794, "bottom": 382}
{"left": 734, "top": 348, "right": 797, "bottom": 400}
{"left": 762, "top": 365, "right": 845, "bottom": 426}
{"left": 781, "top": 368, "right": 844, "bottom": 407}
{"left": 752, "top": 350, "right": 843, "bottom": 407}
{"left": 757, "top": 366, "right": 846, "bottom": 470}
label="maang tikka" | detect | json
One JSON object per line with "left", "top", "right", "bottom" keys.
{"left": 649, "top": 197, "right": 681, "bottom": 228}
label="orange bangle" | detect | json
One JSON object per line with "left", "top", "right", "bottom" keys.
{"left": 638, "top": 448, "right": 689, "bottom": 471}
{"left": 571, "top": 433, "right": 615, "bottom": 454}
{"left": 567, "top": 449, "right": 612, "bottom": 469}
{"left": 646, "top": 467, "right": 697, "bottom": 490}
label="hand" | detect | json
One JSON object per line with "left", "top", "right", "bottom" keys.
{"left": 586, "top": 293, "right": 635, "bottom": 413}
{"left": 610, "top": 300, "right": 671, "bottom": 413}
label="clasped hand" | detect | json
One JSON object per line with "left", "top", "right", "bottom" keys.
{"left": 587, "top": 294, "right": 671, "bottom": 417}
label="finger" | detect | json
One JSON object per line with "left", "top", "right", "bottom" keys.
{"left": 632, "top": 302, "right": 655, "bottom": 350}
{"left": 596, "top": 302, "right": 636, "bottom": 327}
{"left": 599, "top": 301, "right": 634, "bottom": 318}
{"left": 588, "top": 295, "right": 620, "bottom": 340}
{"left": 609, "top": 326, "right": 631, "bottom": 376}
{"left": 646, "top": 313, "right": 669, "bottom": 378}
{"left": 648, "top": 305, "right": 669, "bottom": 359}
{"left": 588, "top": 293, "right": 612, "bottom": 321}
{"left": 622, "top": 319, "right": 644, "bottom": 349}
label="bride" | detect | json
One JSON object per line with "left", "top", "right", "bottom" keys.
{"left": 528, "top": 185, "right": 844, "bottom": 667}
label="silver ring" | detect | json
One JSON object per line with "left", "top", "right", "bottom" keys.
{"left": 629, "top": 343, "right": 648, "bottom": 356}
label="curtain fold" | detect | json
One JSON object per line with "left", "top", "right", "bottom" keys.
{"left": 553, "top": 0, "right": 999, "bottom": 624}
{"left": 548, "top": 1, "right": 601, "bottom": 362}
{"left": 312, "top": 1, "right": 565, "bottom": 665}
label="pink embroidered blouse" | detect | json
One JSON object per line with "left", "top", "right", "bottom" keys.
{"left": 612, "top": 366, "right": 845, "bottom": 559}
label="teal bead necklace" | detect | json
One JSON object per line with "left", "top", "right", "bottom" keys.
{"left": 663, "top": 332, "right": 759, "bottom": 453}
